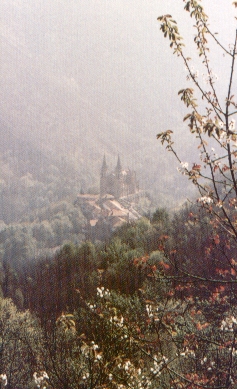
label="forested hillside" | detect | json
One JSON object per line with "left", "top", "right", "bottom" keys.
{"left": 0, "top": 203, "right": 236, "bottom": 388}
{"left": 1, "top": 0, "right": 237, "bottom": 388}
{"left": 0, "top": 0, "right": 200, "bottom": 277}
{"left": 0, "top": 0, "right": 198, "bottom": 220}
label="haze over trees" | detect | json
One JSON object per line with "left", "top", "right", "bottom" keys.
{"left": 1, "top": 0, "right": 237, "bottom": 388}
{"left": 0, "top": 0, "right": 202, "bottom": 221}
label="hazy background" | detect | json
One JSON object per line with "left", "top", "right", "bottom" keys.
{"left": 0, "top": 0, "right": 236, "bottom": 220}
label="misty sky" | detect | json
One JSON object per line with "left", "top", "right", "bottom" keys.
{"left": 1, "top": 0, "right": 237, "bottom": 203}
{"left": 2, "top": 1, "right": 235, "bottom": 124}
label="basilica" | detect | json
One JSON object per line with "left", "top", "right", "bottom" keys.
{"left": 100, "top": 155, "right": 139, "bottom": 198}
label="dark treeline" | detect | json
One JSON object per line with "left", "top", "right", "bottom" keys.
{"left": 1, "top": 204, "right": 222, "bottom": 326}
{"left": 0, "top": 203, "right": 236, "bottom": 388}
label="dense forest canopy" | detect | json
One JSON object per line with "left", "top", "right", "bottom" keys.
{"left": 1, "top": 0, "right": 237, "bottom": 388}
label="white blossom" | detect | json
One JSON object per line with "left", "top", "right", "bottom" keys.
{"left": 202, "top": 70, "right": 218, "bottom": 84}
{"left": 97, "top": 286, "right": 110, "bottom": 298}
{"left": 198, "top": 196, "right": 213, "bottom": 204}
{"left": 190, "top": 65, "right": 199, "bottom": 79}
{"left": 124, "top": 360, "right": 131, "bottom": 371}
{"left": 146, "top": 304, "right": 154, "bottom": 318}
{"left": 150, "top": 356, "right": 168, "bottom": 376}
{"left": 82, "top": 373, "right": 89, "bottom": 380}
{"left": 232, "top": 316, "right": 237, "bottom": 324}
{"left": 33, "top": 372, "right": 49, "bottom": 388}
{"left": 220, "top": 316, "right": 237, "bottom": 332}
{"left": 0, "top": 374, "right": 7, "bottom": 387}
{"left": 201, "top": 357, "right": 207, "bottom": 365}
{"left": 88, "top": 303, "right": 96, "bottom": 311}
{"left": 180, "top": 161, "right": 189, "bottom": 169}
{"left": 91, "top": 341, "right": 99, "bottom": 350}
{"left": 109, "top": 315, "right": 124, "bottom": 327}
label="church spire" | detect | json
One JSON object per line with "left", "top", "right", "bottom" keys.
{"left": 115, "top": 154, "right": 122, "bottom": 173}
{"left": 101, "top": 154, "right": 108, "bottom": 177}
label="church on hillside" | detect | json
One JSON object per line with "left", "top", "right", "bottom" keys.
{"left": 100, "top": 155, "right": 139, "bottom": 199}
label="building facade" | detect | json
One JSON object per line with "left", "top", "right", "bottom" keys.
{"left": 100, "top": 155, "right": 139, "bottom": 198}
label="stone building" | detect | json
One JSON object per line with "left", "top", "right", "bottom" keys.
{"left": 100, "top": 155, "right": 139, "bottom": 198}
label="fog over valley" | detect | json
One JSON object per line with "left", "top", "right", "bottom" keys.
{"left": 1, "top": 3, "right": 237, "bottom": 387}
{"left": 0, "top": 0, "right": 235, "bottom": 225}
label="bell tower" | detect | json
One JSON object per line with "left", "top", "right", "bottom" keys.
{"left": 114, "top": 155, "right": 123, "bottom": 198}
{"left": 100, "top": 155, "right": 108, "bottom": 197}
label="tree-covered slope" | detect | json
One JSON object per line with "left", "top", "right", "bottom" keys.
{"left": 0, "top": 0, "right": 197, "bottom": 219}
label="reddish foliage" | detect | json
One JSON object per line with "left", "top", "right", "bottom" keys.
{"left": 159, "top": 261, "right": 170, "bottom": 270}
{"left": 192, "top": 163, "right": 201, "bottom": 171}
{"left": 213, "top": 234, "right": 220, "bottom": 245}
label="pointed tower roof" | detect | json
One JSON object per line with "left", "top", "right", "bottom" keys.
{"left": 101, "top": 155, "right": 108, "bottom": 176}
{"left": 115, "top": 154, "right": 122, "bottom": 172}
